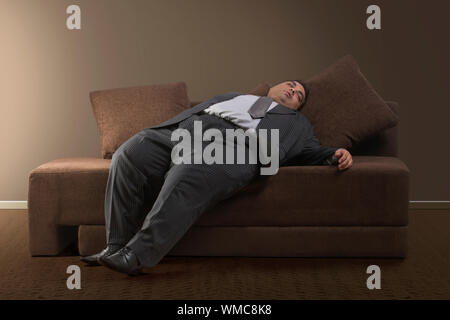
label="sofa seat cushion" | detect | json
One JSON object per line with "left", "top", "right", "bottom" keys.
{"left": 201, "top": 156, "right": 409, "bottom": 227}
{"left": 30, "top": 156, "right": 409, "bottom": 227}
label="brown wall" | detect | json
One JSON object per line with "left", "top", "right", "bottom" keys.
{"left": 0, "top": 0, "right": 449, "bottom": 200}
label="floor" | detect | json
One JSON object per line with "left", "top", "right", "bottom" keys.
{"left": 0, "top": 209, "right": 449, "bottom": 299}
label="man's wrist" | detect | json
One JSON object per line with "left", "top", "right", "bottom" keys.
{"left": 323, "top": 154, "right": 338, "bottom": 166}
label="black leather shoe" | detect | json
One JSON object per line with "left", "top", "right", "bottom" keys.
{"left": 98, "top": 247, "right": 143, "bottom": 276}
{"left": 80, "top": 244, "right": 122, "bottom": 266}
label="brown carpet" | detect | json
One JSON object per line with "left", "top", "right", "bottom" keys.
{"left": 0, "top": 209, "right": 449, "bottom": 300}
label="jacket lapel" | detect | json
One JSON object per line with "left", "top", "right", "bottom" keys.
{"left": 256, "top": 104, "right": 298, "bottom": 162}
{"left": 151, "top": 92, "right": 241, "bottom": 129}
{"left": 266, "top": 104, "right": 297, "bottom": 115}
{"left": 257, "top": 104, "right": 297, "bottom": 131}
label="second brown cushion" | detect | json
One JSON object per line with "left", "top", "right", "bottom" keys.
{"left": 301, "top": 55, "right": 398, "bottom": 149}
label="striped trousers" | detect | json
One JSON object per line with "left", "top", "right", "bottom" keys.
{"left": 104, "top": 113, "right": 259, "bottom": 267}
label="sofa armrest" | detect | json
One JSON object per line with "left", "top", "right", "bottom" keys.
{"left": 28, "top": 157, "right": 111, "bottom": 256}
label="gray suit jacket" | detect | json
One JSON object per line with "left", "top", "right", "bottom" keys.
{"left": 151, "top": 92, "right": 339, "bottom": 167}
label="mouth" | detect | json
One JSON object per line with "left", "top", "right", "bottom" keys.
{"left": 284, "top": 91, "right": 291, "bottom": 98}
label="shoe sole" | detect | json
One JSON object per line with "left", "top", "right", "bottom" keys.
{"left": 80, "top": 256, "right": 101, "bottom": 266}
{"left": 98, "top": 256, "right": 143, "bottom": 276}
{"left": 81, "top": 247, "right": 122, "bottom": 267}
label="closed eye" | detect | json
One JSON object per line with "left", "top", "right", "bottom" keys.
{"left": 290, "top": 81, "right": 304, "bottom": 103}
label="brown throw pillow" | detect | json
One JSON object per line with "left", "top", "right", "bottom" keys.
{"left": 349, "top": 101, "right": 399, "bottom": 157}
{"left": 247, "top": 83, "right": 271, "bottom": 96}
{"left": 302, "top": 55, "right": 398, "bottom": 149}
{"left": 90, "top": 82, "right": 190, "bottom": 159}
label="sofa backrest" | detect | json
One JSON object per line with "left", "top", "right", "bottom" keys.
{"left": 189, "top": 100, "right": 399, "bottom": 158}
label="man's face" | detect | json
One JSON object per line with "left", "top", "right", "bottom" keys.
{"left": 267, "top": 81, "right": 306, "bottom": 110}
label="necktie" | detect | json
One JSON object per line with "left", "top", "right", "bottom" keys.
{"left": 248, "top": 96, "right": 273, "bottom": 119}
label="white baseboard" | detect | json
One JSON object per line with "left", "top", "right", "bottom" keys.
{"left": 0, "top": 201, "right": 28, "bottom": 209}
{"left": 409, "top": 201, "right": 450, "bottom": 210}
{"left": 0, "top": 201, "right": 450, "bottom": 211}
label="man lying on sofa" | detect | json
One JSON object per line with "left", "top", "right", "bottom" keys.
{"left": 81, "top": 80, "right": 354, "bottom": 275}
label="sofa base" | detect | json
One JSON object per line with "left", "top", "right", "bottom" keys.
{"left": 78, "top": 225, "right": 408, "bottom": 258}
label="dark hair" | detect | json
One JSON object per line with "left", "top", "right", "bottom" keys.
{"left": 293, "top": 79, "right": 310, "bottom": 110}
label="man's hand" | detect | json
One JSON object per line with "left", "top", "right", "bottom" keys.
{"left": 334, "top": 148, "right": 353, "bottom": 171}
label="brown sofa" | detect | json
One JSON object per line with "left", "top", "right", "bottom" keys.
{"left": 28, "top": 96, "right": 410, "bottom": 258}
